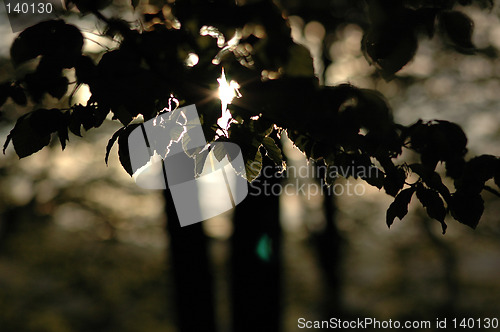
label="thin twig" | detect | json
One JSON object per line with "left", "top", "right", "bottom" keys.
{"left": 84, "top": 37, "right": 112, "bottom": 50}
{"left": 484, "top": 185, "right": 500, "bottom": 198}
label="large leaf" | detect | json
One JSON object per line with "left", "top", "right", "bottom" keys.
{"left": 450, "top": 190, "right": 484, "bottom": 229}
{"left": 4, "top": 113, "right": 51, "bottom": 158}
{"left": 11, "top": 20, "right": 83, "bottom": 67}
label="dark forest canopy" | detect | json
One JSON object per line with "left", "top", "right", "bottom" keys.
{"left": 2, "top": 0, "right": 500, "bottom": 232}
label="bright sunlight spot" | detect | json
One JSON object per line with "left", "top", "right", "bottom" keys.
{"left": 217, "top": 68, "right": 241, "bottom": 132}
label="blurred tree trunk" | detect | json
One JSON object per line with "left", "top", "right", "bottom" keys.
{"left": 421, "top": 217, "right": 459, "bottom": 315}
{"left": 164, "top": 188, "right": 216, "bottom": 332}
{"left": 231, "top": 154, "right": 282, "bottom": 332}
{"left": 313, "top": 163, "right": 344, "bottom": 314}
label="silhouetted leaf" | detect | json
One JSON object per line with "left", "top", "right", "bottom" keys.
{"left": 118, "top": 124, "right": 140, "bottom": 176}
{"left": 386, "top": 187, "right": 416, "bottom": 228}
{"left": 410, "top": 164, "right": 451, "bottom": 201}
{"left": 456, "top": 155, "right": 499, "bottom": 194}
{"left": 362, "top": 166, "right": 385, "bottom": 189}
{"left": 6, "top": 113, "right": 51, "bottom": 158}
{"left": 356, "top": 88, "right": 392, "bottom": 129}
{"left": 384, "top": 167, "right": 406, "bottom": 196}
{"left": 29, "top": 108, "right": 66, "bottom": 136}
{"left": 11, "top": 20, "right": 83, "bottom": 66}
{"left": 58, "top": 126, "right": 69, "bottom": 150}
{"left": 445, "top": 156, "right": 466, "bottom": 179}
{"left": 68, "top": 104, "right": 107, "bottom": 136}
{"left": 407, "top": 120, "right": 467, "bottom": 170}
{"left": 440, "top": 11, "right": 475, "bottom": 53}
{"left": 105, "top": 127, "right": 125, "bottom": 165}
{"left": 362, "top": 22, "right": 418, "bottom": 79}
{"left": 416, "top": 184, "right": 447, "bottom": 234}
{"left": 450, "top": 190, "right": 484, "bottom": 229}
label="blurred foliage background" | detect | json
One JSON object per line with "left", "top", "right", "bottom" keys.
{"left": 1, "top": 0, "right": 500, "bottom": 331}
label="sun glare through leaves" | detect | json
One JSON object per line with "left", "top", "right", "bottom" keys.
{"left": 217, "top": 68, "right": 241, "bottom": 133}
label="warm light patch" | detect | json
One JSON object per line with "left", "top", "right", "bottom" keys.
{"left": 217, "top": 68, "right": 241, "bottom": 132}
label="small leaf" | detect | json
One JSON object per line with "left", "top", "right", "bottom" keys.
{"left": 416, "top": 184, "right": 447, "bottom": 234}
{"left": 105, "top": 127, "right": 125, "bottom": 165}
{"left": 362, "top": 23, "right": 418, "bottom": 79}
{"left": 245, "top": 150, "right": 262, "bottom": 182}
{"left": 58, "top": 127, "right": 69, "bottom": 150}
{"left": 409, "top": 164, "right": 451, "bottom": 201}
{"left": 386, "top": 187, "right": 416, "bottom": 228}
{"left": 261, "top": 136, "right": 283, "bottom": 166}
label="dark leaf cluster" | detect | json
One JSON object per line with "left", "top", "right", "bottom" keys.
{"left": 2, "top": 0, "right": 499, "bottom": 232}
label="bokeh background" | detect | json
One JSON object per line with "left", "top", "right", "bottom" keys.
{"left": 1, "top": 1, "right": 500, "bottom": 331}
